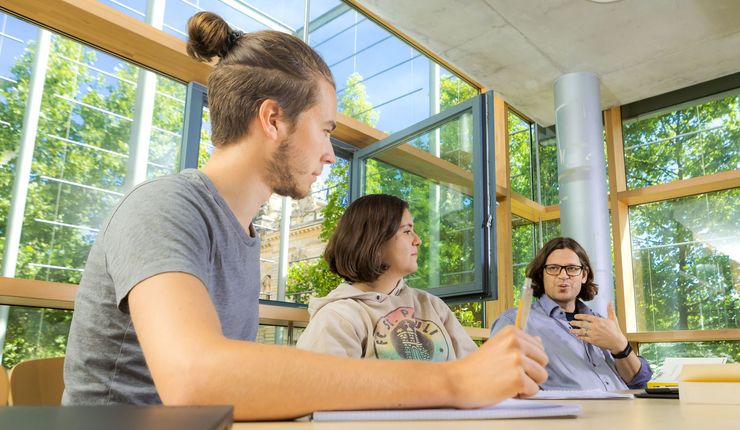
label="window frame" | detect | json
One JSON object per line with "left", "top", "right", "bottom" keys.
{"left": 350, "top": 92, "right": 496, "bottom": 300}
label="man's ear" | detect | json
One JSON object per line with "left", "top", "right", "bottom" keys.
{"left": 257, "top": 98, "right": 283, "bottom": 141}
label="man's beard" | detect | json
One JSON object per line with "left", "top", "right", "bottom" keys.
{"left": 266, "top": 135, "right": 309, "bottom": 199}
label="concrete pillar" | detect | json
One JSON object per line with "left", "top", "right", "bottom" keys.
{"left": 553, "top": 72, "right": 613, "bottom": 315}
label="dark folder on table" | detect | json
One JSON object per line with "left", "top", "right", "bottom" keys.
{"left": 635, "top": 386, "right": 679, "bottom": 399}
{"left": 0, "top": 405, "right": 233, "bottom": 430}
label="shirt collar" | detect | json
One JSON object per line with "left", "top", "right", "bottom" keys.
{"left": 537, "top": 294, "right": 595, "bottom": 317}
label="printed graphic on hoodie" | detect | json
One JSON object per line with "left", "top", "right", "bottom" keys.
{"left": 373, "top": 307, "right": 449, "bottom": 360}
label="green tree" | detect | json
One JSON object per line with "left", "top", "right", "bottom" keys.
{"left": 338, "top": 72, "right": 379, "bottom": 128}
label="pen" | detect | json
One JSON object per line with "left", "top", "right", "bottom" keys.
{"left": 515, "top": 277, "right": 533, "bottom": 331}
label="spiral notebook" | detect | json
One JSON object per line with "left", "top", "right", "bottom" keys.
{"left": 311, "top": 399, "right": 581, "bottom": 421}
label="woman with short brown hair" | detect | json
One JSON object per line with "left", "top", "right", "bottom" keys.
{"left": 297, "top": 194, "right": 477, "bottom": 361}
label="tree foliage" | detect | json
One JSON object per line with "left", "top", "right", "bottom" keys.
{"left": 338, "top": 72, "right": 379, "bottom": 128}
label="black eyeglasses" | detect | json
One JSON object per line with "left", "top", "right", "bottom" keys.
{"left": 544, "top": 264, "right": 584, "bottom": 277}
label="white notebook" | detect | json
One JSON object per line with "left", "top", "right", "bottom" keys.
{"left": 312, "top": 399, "right": 581, "bottom": 421}
{"left": 530, "top": 389, "right": 633, "bottom": 400}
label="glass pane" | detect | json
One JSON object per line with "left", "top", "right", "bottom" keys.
{"left": 623, "top": 89, "right": 740, "bottom": 189}
{"left": 310, "top": 0, "right": 477, "bottom": 133}
{"left": 629, "top": 189, "right": 739, "bottom": 331}
{"left": 96, "top": 0, "right": 147, "bottom": 21}
{"left": 254, "top": 157, "right": 350, "bottom": 304}
{"left": 639, "top": 341, "right": 739, "bottom": 374}
{"left": 197, "top": 106, "right": 213, "bottom": 168}
{"left": 512, "top": 217, "right": 536, "bottom": 305}
{"left": 256, "top": 325, "right": 297, "bottom": 346}
{"left": 539, "top": 219, "right": 561, "bottom": 244}
{"left": 364, "top": 155, "right": 475, "bottom": 291}
{"left": 284, "top": 158, "right": 350, "bottom": 304}
{"left": 254, "top": 196, "right": 281, "bottom": 300}
{"left": 508, "top": 111, "right": 533, "bottom": 199}
{"left": 510, "top": 217, "right": 561, "bottom": 305}
{"left": 536, "top": 127, "right": 559, "bottom": 206}
{"left": 449, "top": 301, "right": 484, "bottom": 328}
{"left": 405, "top": 111, "right": 474, "bottom": 172}
{"left": 99, "top": 0, "right": 303, "bottom": 37}
{"left": 1, "top": 306, "right": 71, "bottom": 368}
{"left": 0, "top": 13, "right": 185, "bottom": 364}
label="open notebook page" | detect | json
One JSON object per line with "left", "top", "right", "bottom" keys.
{"left": 529, "top": 389, "right": 633, "bottom": 400}
{"left": 312, "top": 399, "right": 581, "bottom": 421}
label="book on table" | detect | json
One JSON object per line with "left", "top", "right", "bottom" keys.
{"left": 647, "top": 357, "right": 727, "bottom": 389}
{"left": 679, "top": 363, "right": 740, "bottom": 405}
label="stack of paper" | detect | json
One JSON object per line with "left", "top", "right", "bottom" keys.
{"left": 312, "top": 399, "right": 581, "bottom": 421}
{"left": 679, "top": 363, "right": 740, "bottom": 405}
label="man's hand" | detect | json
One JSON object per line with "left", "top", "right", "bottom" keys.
{"left": 445, "top": 325, "right": 548, "bottom": 408}
{"left": 570, "top": 302, "right": 628, "bottom": 354}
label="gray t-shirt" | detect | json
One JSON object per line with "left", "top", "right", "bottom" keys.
{"left": 62, "top": 169, "right": 260, "bottom": 405}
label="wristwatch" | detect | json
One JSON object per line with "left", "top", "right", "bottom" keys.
{"left": 611, "top": 342, "right": 633, "bottom": 359}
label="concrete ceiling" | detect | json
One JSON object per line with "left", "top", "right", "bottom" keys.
{"left": 354, "top": 0, "right": 740, "bottom": 125}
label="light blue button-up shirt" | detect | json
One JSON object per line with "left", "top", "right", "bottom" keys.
{"left": 490, "top": 294, "right": 652, "bottom": 390}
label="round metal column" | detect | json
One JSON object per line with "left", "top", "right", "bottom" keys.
{"left": 554, "top": 72, "right": 613, "bottom": 314}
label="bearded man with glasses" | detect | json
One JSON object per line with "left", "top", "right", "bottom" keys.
{"left": 491, "top": 236, "right": 652, "bottom": 391}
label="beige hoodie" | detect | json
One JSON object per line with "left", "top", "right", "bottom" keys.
{"left": 296, "top": 281, "right": 477, "bottom": 361}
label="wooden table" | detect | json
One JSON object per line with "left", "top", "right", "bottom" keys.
{"left": 232, "top": 398, "right": 740, "bottom": 430}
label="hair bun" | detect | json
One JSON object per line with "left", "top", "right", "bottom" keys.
{"left": 186, "top": 11, "right": 234, "bottom": 62}
{"left": 219, "top": 30, "right": 244, "bottom": 58}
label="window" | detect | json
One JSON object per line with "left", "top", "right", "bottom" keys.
{"left": 640, "top": 341, "right": 739, "bottom": 374}
{"left": 623, "top": 89, "right": 739, "bottom": 189}
{"left": 0, "top": 13, "right": 186, "bottom": 366}
{"left": 310, "top": 1, "right": 477, "bottom": 133}
{"left": 448, "top": 301, "right": 484, "bottom": 328}
{"left": 536, "top": 125, "right": 559, "bottom": 206}
{"left": 99, "top": 0, "right": 303, "bottom": 37}
{"left": 511, "top": 217, "right": 561, "bottom": 304}
{"left": 1, "top": 306, "right": 71, "bottom": 368}
{"left": 156, "top": 0, "right": 479, "bottom": 307}
{"left": 280, "top": 157, "right": 351, "bottom": 304}
{"left": 508, "top": 111, "right": 534, "bottom": 199}
{"left": 629, "top": 189, "right": 739, "bottom": 332}
{"left": 511, "top": 217, "right": 536, "bottom": 304}
{"left": 352, "top": 95, "right": 493, "bottom": 299}
{"left": 101, "top": 0, "right": 479, "bottom": 135}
